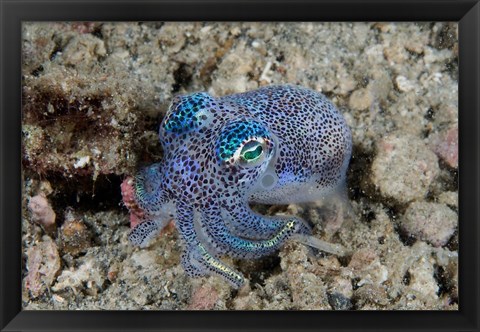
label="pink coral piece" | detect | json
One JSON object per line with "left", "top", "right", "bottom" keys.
{"left": 24, "top": 238, "right": 60, "bottom": 298}
{"left": 28, "top": 195, "right": 56, "bottom": 230}
{"left": 121, "top": 176, "right": 176, "bottom": 232}
{"left": 121, "top": 176, "right": 146, "bottom": 229}
{"left": 129, "top": 213, "right": 142, "bottom": 229}
{"left": 188, "top": 284, "right": 219, "bottom": 310}
{"left": 431, "top": 126, "right": 458, "bottom": 169}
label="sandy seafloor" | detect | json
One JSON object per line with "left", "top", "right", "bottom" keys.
{"left": 21, "top": 22, "right": 459, "bottom": 310}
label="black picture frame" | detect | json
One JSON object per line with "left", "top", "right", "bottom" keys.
{"left": 1, "top": 0, "right": 479, "bottom": 331}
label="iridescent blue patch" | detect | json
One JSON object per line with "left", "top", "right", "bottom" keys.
{"left": 163, "top": 92, "right": 213, "bottom": 133}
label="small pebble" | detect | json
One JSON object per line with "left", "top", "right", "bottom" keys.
{"left": 353, "top": 284, "right": 389, "bottom": 307}
{"left": 59, "top": 210, "right": 92, "bottom": 256}
{"left": 437, "top": 191, "right": 458, "bottom": 209}
{"left": 408, "top": 256, "right": 438, "bottom": 299}
{"left": 327, "top": 292, "right": 353, "bottom": 310}
{"left": 329, "top": 275, "right": 353, "bottom": 299}
{"left": 371, "top": 133, "right": 439, "bottom": 204}
{"left": 348, "top": 248, "right": 388, "bottom": 286}
{"left": 395, "top": 75, "right": 416, "bottom": 92}
{"left": 348, "top": 88, "right": 373, "bottom": 111}
{"left": 401, "top": 201, "right": 457, "bottom": 247}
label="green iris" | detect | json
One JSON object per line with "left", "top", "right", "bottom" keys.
{"left": 243, "top": 145, "right": 263, "bottom": 160}
{"left": 241, "top": 142, "right": 263, "bottom": 162}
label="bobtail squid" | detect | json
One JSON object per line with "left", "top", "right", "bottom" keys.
{"left": 123, "top": 85, "right": 352, "bottom": 288}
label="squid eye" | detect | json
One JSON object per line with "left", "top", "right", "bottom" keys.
{"left": 241, "top": 141, "right": 263, "bottom": 162}
{"left": 238, "top": 139, "right": 267, "bottom": 167}
{"left": 216, "top": 119, "right": 274, "bottom": 166}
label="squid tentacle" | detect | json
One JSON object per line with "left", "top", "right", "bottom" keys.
{"left": 128, "top": 163, "right": 175, "bottom": 247}
{"left": 133, "top": 163, "right": 171, "bottom": 213}
{"left": 176, "top": 204, "right": 246, "bottom": 288}
{"left": 199, "top": 206, "right": 310, "bottom": 259}
{"left": 220, "top": 203, "right": 290, "bottom": 239}
{"left": 128, "top": 218, "right": 171, "bottom": 248}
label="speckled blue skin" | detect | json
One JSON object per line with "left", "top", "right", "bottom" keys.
{"left": 129, "top": 85, "right": 352, "bottom": 288}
